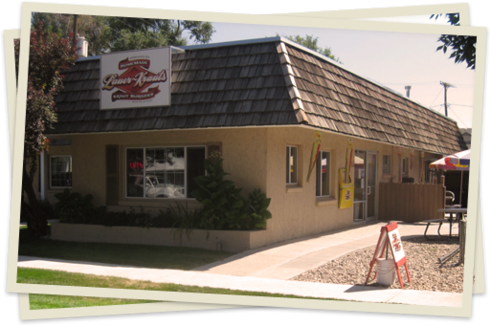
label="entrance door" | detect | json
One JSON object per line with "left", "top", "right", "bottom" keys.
{"left": 353, "top": 150, "right": 377, "bottom": 222}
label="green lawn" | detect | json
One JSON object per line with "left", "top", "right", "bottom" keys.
{"left": 18, "top": 228, "right": 336, "bottom": 310}
{"left": 29, "top": 294, "right": 157, "bottom": 310}
{"left": 19, "top": 228, "right": 231, "bottom": 270}
{"left": 19, "top": 268, "right": 334, "bottom": 308}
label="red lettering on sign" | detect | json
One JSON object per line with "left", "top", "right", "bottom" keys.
{"left": 129, "top": 162, "right": 143, "bottom": 169}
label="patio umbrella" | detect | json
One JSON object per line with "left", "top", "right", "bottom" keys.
{"left": 429, "top": 149, "right": 470, "bottom": 206}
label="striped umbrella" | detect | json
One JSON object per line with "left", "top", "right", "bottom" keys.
{"left": 429, "top": 149, "right": 470, "bottom": 206}
{"left": 429, "top": 149, "right": 470, "bottom": 171}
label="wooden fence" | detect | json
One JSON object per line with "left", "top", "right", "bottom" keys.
{"left": 378, "top": 183, "right": 445, "bottom": 222}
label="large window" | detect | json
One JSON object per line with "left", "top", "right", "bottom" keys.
{"left": 50, "top": 155, "right": 72, "bottom": 188}
{"left": 316, "top": 151, "right": 331, "bottom": 197}
{"left": 126, "top": 146, "right": 205, "bottom": 199}
{"left": 286, "top": 145, "right": 298, "bottom": 185}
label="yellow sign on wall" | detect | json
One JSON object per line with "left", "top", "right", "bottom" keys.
{"left": 339, "top": 169, "right": 354, "bottom": 209}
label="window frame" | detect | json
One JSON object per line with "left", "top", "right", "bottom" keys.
{"left": 315, "top": 150, "right": 331, "bottom": 197}
{"left": 286, "top": 145, "right": 299, "bottom": 185}
{"left": 402, "top": 157, "right": 408, "bottom": 175}
{"left": 125, "top": 145, "right": 206, "bottom": 200}
{"left": 49, "top": 155, "right": 73, "bottom": 189}
{"left": 382, "top": 155, "right": 391, "bottom": 175}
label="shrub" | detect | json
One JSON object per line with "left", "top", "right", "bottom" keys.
{"left": 54, "top": 189, "right": 106, "bottom": 224}
{"left": 190, "top": 155, "right": 272, "bottom": 230}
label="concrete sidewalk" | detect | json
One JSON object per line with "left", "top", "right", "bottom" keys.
{"left": 17, "top": 221, "right": 462, "bottom": 307}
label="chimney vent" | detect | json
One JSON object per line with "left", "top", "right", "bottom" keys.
{"left": 77, "top": 35, "right": 88, "bottom": 58}
{"left": 405, "top": 85, "right": 411, "bottom": 98}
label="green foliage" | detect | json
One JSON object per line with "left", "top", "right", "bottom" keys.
{"left": 32, "top": 13, "right": 215, "bottom": 55}
{"left": 191, "top": 155, "right": 272, "bottom": 230}
{"left": 430, "top": 13, "right": 476, "bottom": 69}
{"left": 18, "top": 21, "right": 78, "bottom": 160}
{"left": 247, "top": 189, "right": 272, "bottom": 230}
{"left": 54, "top": 189, "right": 106, "bottom": 224}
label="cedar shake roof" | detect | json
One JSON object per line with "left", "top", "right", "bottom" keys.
{"left": 51, "top": 37, "right": 467, "bottom": 155}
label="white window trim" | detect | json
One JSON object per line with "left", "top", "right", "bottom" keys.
{"left": 316, "top": 150, "right": 331, "bottom": 198}
{"left": 286, "top": 145, "right": 299, "bottom": 185}
{"left": 49, "top": 155, "right": 72, "bottom": 189}
{"left": 125, "top": 145, "right": 206, "bottom": 200}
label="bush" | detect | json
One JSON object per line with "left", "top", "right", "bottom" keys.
{"left": 54, "top": 189, "right": 106, "bottom": 224}
{"left": 190, "top": 154, "right": 272, "bottom": 230}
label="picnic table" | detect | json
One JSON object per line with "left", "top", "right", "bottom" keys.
{"left": 436, "top": 207, "right": 467, "bottom": 265}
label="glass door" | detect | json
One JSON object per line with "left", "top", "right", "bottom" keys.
{"left": 353, "top": 150, "right": 377, "bottom": 222}
{"left": 367, "top": 152, "right": 377, "bottom": 220}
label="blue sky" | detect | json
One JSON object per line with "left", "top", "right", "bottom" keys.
{"left": 187, "top": 16, "right": 475, "bottom": 128}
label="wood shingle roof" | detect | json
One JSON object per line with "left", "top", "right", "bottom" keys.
{"left": 51, "top": 37, "right": 466, "bottom": 155}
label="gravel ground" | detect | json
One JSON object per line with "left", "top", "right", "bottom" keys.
{"left": 291, "top": 236, "right": 464, "bottom": 293}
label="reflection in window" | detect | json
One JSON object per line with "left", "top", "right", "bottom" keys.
{"left": 382, "top": 155, "right": 391, "bottom": 174}
{"left": 127, "top": 147, "right": 205, "bottom": 199}
{"left": 286, "top": 145, "right": 298, "bottom": 184}
{"left": 50, "top": 156, "right": 72, "bottom": 188}
{"left": 316, "top": 151, "right": 330, "bottom": 197}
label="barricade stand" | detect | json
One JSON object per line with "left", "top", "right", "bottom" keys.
{"left": 365, "top": 222, "right": 411, "bottom": 289}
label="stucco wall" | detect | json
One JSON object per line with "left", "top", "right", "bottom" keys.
{"left": 39, "top": 126, "right": 440, "bottom": 248}
{"left": 42, "top": 128, "right": 268, "bottom": 210}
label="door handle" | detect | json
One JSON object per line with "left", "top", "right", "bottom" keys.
{"left": 366, "top": 186, "right": 371, "bottom": 195}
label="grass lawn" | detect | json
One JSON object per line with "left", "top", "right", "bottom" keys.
{"left": 19, "top": 225, "right": 340, "bottom": 310}
{"left": 29, "top": 294, "right": 157, "bottom": 310}
{"left": 19, "top": 228, "right": 231, "bottom": 270}
{"left": 19, "top": 268, "right": 335, "bottom": 309}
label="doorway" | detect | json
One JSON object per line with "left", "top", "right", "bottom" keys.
{"left": 353, "top": 150, "right": 377, "bottom": 222}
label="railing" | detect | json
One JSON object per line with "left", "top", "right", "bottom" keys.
{"left": 378, "top": 183, "right": 445, "bottom": 222}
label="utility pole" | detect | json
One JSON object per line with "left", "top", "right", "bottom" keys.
{"left": 72, "top": 14, "right": 78, "bottom": 45}
{"left": 440, "top": 81, "right": 454, "bottom": 117}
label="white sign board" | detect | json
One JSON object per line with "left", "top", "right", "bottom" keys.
{"left": 387, "top": 228, "right": 406, "bottom": 263}
{"left": 100, "top": 47, "right": 171, "bottom": 110}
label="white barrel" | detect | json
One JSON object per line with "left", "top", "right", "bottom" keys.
{"left": 376, "top": 258, "right": 396, "bottom": 286}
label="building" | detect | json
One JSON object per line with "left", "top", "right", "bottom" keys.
{"left": 37, "top": 37, "right": 467, "bottom": 247}
{"left": 460, "top": 128, "right": 472, "bottom": 148}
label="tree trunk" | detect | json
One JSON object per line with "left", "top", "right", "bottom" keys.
{"left": 22, "top": 161, "right": 48, "bottom": 237}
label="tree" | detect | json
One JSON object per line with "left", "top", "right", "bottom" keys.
{"left": 32, "top": 13, "right": 215, "bottom": 55}
{"left": 281, "top": 34, "right": 341, "bottom": 62}
{"left": 430, "top": 13, "right": 476, "bottom": 69}
{"left": 15, "top": 21, "right": 78, "bottom": 236}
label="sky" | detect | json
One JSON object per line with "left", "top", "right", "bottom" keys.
{"left": 186, "top": 17, "right": 475, "bottom": 128}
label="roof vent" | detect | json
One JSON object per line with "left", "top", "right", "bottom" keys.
{"left": 77, "top": 35, "right": 89, "bottom": 58}
{"left": 405, "top": 85, "right": 411, "bottom": 98}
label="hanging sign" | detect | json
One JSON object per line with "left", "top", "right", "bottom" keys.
{"left": 339, "top": 169, "right": 354, "bottom": 209}
{"left": 100, "top": 47, "right": 171, "bottom": 110}
{"left": 306, "top": 131, "right": 321, "bottom": 182}
{"left": 344, "top": 138, "right": 354, "bottom": 183}
{"left": 365, "top": 222, "right": 411, "bottom": 289}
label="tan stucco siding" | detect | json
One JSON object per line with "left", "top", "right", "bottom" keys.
{"left": 39, "top": 125, "right": 438, "bottom": 247}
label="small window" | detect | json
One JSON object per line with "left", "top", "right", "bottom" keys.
{"left": 382, "top": 155, "right": 390, "bottom": 174}
{"left": 402, "top": 158, "right": 408, "bottom": 175}
{"left": 50, "top": 155, "right": 72, "bottom": 188}
{"left": 286, "top": 145, "right": 298, "bottom": 184}
{"left": 316, "top": 151, "right": 331, "bottom": 197}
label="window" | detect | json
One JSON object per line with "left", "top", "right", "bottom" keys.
{"left": 402, "top": 157, "right": 408, "bottom": 175}
{"left": 316, "top": 151, "right": 331, "bottom": 197}
{"left": 382, "top": 155, "right": 391, "bottom": 174}
{"left": 286, "top": 146, "right": 298, "bottom": 184}
{"left": 126, "top": 146, "right": 205, "bottom": 199}
{"left": 50, "top": 156, "right": 72, "bottom": 188}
